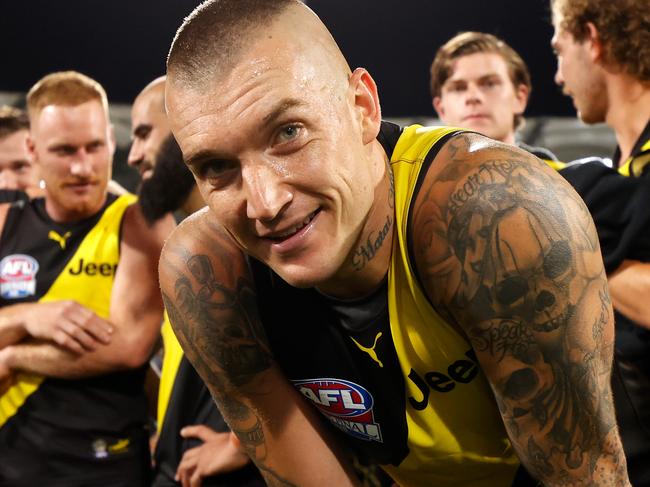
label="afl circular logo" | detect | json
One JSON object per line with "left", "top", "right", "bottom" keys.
{"left": 293, "top": 378, "right": 374, "bottom": 417}
{"left": 292, "top": 377, "right": 383, "bottom": 443}
{"left": 0, "top": 254, "right": 39, "bottom": 299}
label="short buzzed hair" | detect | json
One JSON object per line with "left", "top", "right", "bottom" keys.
{"left": 167, "top": 0, "right": 301, "bottom": 88}
{"left": 0, "top": 106, "right": 29, "bottom": 141}
{"left": 430, "top": 32, "right": 532, "bottom": 130}
{"left": 26, "top": 71, "right": 109, "bottom": 120}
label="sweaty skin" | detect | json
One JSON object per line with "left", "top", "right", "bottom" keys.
{"left": 161, "top": 2, "right": 629, "bottom": 485}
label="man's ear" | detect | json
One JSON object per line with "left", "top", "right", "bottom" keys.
{"left": 26, "top": 134, "right": 38, "bottom": 164}
{"left": 513, "top": 83, "right": 530, "bottom": 116}
{"left": 433, "top": 96, "right": 445, "bottom": 119}
{"left": 349, "top": 68, "right": 382, "bottom": 144}
{"left": 107, "top": 123, "right": 117, "bottom": 159}
{"left": 585, "top": 22, "right": 603, "bottom": 63}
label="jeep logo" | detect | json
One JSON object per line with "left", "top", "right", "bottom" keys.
{"left": 69, "top": 258, "right": 117, "bottom": 277}
{"left": 408, "top": 349, "right": 479, "bottom": 411}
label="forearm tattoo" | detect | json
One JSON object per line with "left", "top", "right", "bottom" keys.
{"left": 161, "top": 226, "right": 297, "bottom": 486}
{"left": 413, "top": 135, "right": 627, "bottom": 484}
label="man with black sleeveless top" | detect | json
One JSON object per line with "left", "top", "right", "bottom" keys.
{"left": 0, "top": 71, "right": 173, "bottom": 486}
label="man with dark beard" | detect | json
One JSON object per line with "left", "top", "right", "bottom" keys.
{"left": 138, "top": 135, "right": 198, "bottom": 225}
{"left": 129, "top": 76, "right": 264, "bottom": 487}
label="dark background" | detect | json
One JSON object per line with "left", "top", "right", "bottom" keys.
{"left": 1, "top": 0, "right": 573, "bottom": 117}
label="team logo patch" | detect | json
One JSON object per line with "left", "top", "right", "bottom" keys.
{"left": 0, "top": 254, "right": 39, "bottom": 299}
{"left": 293, "top": 378, "right": 383, "bottom": 443}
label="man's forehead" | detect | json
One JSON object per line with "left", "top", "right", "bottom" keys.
{"left": 448, "top": 53, "right": 508, "bottom": 79}
{"left": 168, "top": 56, "right": 312, "bottom": 130}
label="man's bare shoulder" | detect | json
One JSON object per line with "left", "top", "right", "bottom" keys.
{"left": 410, "top": 131, "right": 598, "bottom": 314}
{"left": 424, "top": 132, "right": 575, "bottom": 199}
{"left": 159, "top": 208, "right": 247, "bottom": 294}
{"left": 161, "top": 207, "right": 238, "bottom": 260}
{"left": 121, "top": 201, "right": 176, "bottom": 252}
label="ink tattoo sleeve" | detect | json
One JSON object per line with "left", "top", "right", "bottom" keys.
{"left": 411, "top": 134, "right": 629, "bottom": 486}
{"left": 159, "top": 216, "right": 358, "bottom": 487}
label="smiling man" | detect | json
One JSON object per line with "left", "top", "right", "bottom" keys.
{"left": 0, "top": 71, "right": 173, "bottom": 486}
{"left": 159, "top": 1, "right": 630, "bottom": 486}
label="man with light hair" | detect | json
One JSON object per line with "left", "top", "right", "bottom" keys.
{"left": 550, "top": 0, "right": 650, "bottom": 483}
{"left": 159, "top": 1, "right": 630, "bottom": 485}
{"left": 431, "top": 31, "right": 557, "bottom": 163}
{"left": 0, "top": 71, "right": 174, "bottom": 486}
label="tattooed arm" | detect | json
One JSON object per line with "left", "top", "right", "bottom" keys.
{"left": 411, "top": 133, "right": 629, "bottom": 486}
{"left": 159, "top": 210, "right": 360, "bottom": 487}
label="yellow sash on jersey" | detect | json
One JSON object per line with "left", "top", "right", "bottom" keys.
{"left": 0, "top": 194, "right": 136, "bottom": 427}
{"left": 156, "top": 313, "right": 184, "bottom": 432}
{"left": 618, "top": 139, "right": 650, "bottom": 177}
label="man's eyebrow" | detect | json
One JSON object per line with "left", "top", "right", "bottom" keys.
{"left": 185, "top": 150, "right": 225, "bottom": 168}
{"left": 478, "top": 73, "right": 501, "bottom": 80}
{"left": 132, "top": 123, "right": 151, "bottom": 138}
{"left": 262, "top": 98, "right": 306, "bottom": 125}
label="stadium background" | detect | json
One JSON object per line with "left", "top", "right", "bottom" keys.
{"left": 0, "top": 0, "right": 615, "bottom": 190}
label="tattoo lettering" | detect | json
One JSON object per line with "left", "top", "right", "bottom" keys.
{"left": 351, "top": 214, "right": 392, "bottom": 271}
{"left": 412, "top": 135, "right": 626, "bottom": 484}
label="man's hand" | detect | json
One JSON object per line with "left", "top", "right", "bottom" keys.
{"left": 175, "top": 426, "right": 249, "bottom": 487}
{"left": 22, "top": 300, "right": 113, "bottom": 354}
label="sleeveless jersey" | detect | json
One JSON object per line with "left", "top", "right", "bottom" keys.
{"left": 616, "top": 120, "right": 650, "bottom": 177}
{"left": 550, "top": 120, "right": 650, "bottom": 486}
{"left": 252, "top": 123, "right": 528, "bottom": 487}
{"left": 0, "top": 193, "right": 151, "bottom": 485}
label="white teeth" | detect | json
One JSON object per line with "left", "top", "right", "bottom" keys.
{"left": 275, "top": 211, "right": 316, "bottom": 239}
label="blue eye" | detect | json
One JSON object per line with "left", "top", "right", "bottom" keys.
{"left": 277, "top": 125, "right": 301, "bottom": 143}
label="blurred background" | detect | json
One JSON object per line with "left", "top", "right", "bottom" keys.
{"left": 0, "top": 0, "right": 615, "bottom": 191}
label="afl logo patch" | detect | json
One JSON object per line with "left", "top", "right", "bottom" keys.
{"left": 0, "top": 254, "right": 39, "bottom": 299}
{"left": 293, "top": 378, "right": 383, "bottom": 443}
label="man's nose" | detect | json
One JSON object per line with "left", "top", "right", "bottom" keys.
{"left": 465, "top": 84, "right": 482, "bottom": 104}
{"left": 554, "top": 63, "right": 564, "bottom": 86}
{"left": 70, "top": 150, "right": 93, "bottom": 177}
{"left": 243, "top": 163, "right": 292, "bottom": 222}
{"left": 127, "top": 139, "right": 143, "bottom": 167}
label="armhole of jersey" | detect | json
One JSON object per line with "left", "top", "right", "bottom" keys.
{"left": 405, "top": 130, "right": 462, "bottom": 306}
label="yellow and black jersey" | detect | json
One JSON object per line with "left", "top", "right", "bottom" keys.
{"left": 517, "top": 141, "right": 559, "bottom": 167}
{"left": 0, "top": 193, "right": 151, "bottom": 486}
{"left": 153, "top": 317, "right": 265, "bottom": 487}
{"left": 549, "top": 120, "right": 650, "bottom": 486}
{"left": 615, "top": 120, "right": 650, "bottom": 178}
{"left": 251, "top": 122, "right": 537, "bottom": 486}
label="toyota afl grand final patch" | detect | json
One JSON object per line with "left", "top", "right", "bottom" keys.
{"left": 0, "top": 254, "right": 39, "bottom": 299}
{"left": 293, "top": 378, "right": 383, "bottom": 442}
